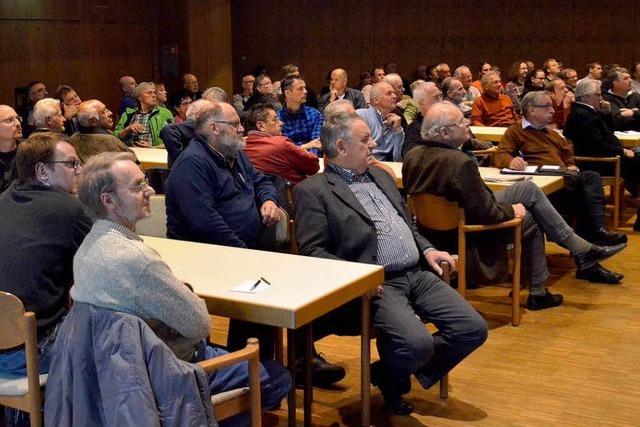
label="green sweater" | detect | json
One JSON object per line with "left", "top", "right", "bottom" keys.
{"left": 114, "top": 105, "right": 174, "bottom": 147}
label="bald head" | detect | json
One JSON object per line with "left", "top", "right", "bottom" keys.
{"left": 119, "top": 76, "right": 136, "bottom": 95}
{"left": 77, "top": 99, "right": 113, "bottom": 130}
{"left": 183, "top": 73, "right": 199, "bottom": 93}
{"left": 0, "top": 105, "right": 22, "bottom": 144}
{"left": 421, "top": 102, "right": 468, "bottom": 147}
{"left": 330, "top": 68, "right": 348, "bottom": 94}
{"left": 323, "top": 99, "right": 355, "bottom": 121}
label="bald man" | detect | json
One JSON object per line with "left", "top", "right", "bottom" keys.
{"left": 70, "top": 100, "right": 134, "bottom": 163}
{"left": 318, "top": 68, "right": 365, "bottom": 112}
{"left": 118, "top": 75, "right": 137, "bottom": 115}
{"left": 0, "top": 105, "right": 22, "bottom": 193}
{"left": 170, "top": 73, "right": 203, "bottom": 109}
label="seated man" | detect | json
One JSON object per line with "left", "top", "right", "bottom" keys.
{"left": 118, "top": 75, "right": 137, "bottom": 115}
{"left": 443, "top": 77, "right": 472, "bottom": 118}
{"left": 564, "top": 79, "right": 640, "bottom": 230}
{"left": 70, "top": 99, "right": 133, "bottom": 163}
{"left": 294, "top": 112, "right": 488, "bottom": 414}
{"left": 72, "top": 152, "right": 290, "bottom": 417}
{"left": 471, "top": 72, "right": 518, "bottom": 127}
{"left": 494, "top": 91, "right": 627, "bottom": 281}
{"left": 0, "top": 105, "right": 22, "bottom": 193}
{"left": 244, "top": 103, "right": 319, "bottom": 185}
{"left": 453, "top": 65, "right": 481, "bottom": 104}
{"left": 55, "top": 84, "right": 82, "bottom": 136}
{"left": 356, "top": 82, "right": 404, "bottom": 161}
{"left": 577, "top": 62, "right": 603, "bottom": 86}
{"left": 160, "top": 99, "right": 212, "bottom": 167}
{"left": 601, "top": 67, "right": 640, "bottom": 131}
{"left": 545, "top": 78, "right": 574, "bottom": 129}
{"left": 559, "top": 68, "right": 579, "bottom": 92}
{"left": 0, "top": 132, "right": 91, "bottom": 375}
{"left": 277, "top": 76, "right": 323, "bottom": 155}
{"left": 318, "top": 68, "right": 366, "bottom": 112}
{"left": 404, "top": 103, "right": 626, "bottom": 311}
{"left": 114, "top": 82, "right": 174, "bottom": 147}
{"left": 32, "top": 97, "right": 67, "bottom": 133}
{"left": 232, "top": 74, "right": 255, "bottom": 118}
{"left": 18, "top": 81, "right": 49, "bottom": 137}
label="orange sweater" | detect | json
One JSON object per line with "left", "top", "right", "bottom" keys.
{"left": 471, "top": 93, "right": 518, "bottom": 127}
{"left": 493, "top": 123, "right": 575, "bottom": 168}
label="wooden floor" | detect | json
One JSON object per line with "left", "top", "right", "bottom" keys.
{"left": 212, "top": 214, "right": 640, "bottom": 427}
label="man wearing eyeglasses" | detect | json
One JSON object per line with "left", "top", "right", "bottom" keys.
{"left": 0, "top": 132, "right": 91, "bottom": 378}
{"left": 0, "top": 105, "right": 23, "bottom": 193}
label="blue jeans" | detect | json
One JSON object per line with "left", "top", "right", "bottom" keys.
{"left": 200, "top": 344, "right": 291, "bottom": 426}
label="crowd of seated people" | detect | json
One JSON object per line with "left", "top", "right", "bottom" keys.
{"left": 1, "top": 56, "right": 639, "bottom": 422}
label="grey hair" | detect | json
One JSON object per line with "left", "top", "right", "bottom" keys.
{"left": 323, "top": 99, "right": 354, "bottom": 121}
{"left": 195, "top": 102, "right": 224, "bottom": 133}
{"left": 320, "top": 112, "right": 363, "bottom": 159}
{"left": 520, "top": 91, "right": 551, "bottom": 117}
{"left": 369, "top": 82, "right": 391, "bottom": 104}
{"left": 32, "top": 98, "right": 61, "bottom": 128}
{"left": 412, "top": 81, "right": 437, "bottom": 104}
{"left": 186, "top": 99, "right": 213, "bottom": 120}
{"left": 420, "top": 102, "right": 458, "bottom": 141}
{"left": 574, "top": 79, "right": 601, "bottom": 102}
{"left": 480, "top": 71, "right": 498, "bottom": 88}
{"left": 382, "top": 73, "right": 402, "bottom": 85}
{"left": 410, "top": 79, "right": 426, "bottom": 92}
{"left": 202, "top": 87, "right": 229, "bottom": 103}
{"left": 77, "top": 151, "right": 138, "bottom": 220}
{"left": 134, "top": 82, "right": 155, "bottom": 98}
{"left": 453, "top": 66, "right": 471, "bottom": 78}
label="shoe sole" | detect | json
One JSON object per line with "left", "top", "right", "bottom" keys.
{"left": 581, "top": 244, "right": 626, "bottom": 270}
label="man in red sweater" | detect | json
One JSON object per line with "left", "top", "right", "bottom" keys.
{"left": 244, "top": 103, "right": 319, "bottom": 185}
{"left": 471, "top": 72, "right": 518, "bottom": 126}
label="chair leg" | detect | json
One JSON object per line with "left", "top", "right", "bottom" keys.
{"left": 612, "top": 184, "right": 620, "bottom": 230}
{"left": 511, "top": 223, "right": 522, "bottom": 326}
{"left": 439, "top": 374, "right": 448, "bottom": 399}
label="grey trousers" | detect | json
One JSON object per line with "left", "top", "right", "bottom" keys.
{"left": 495, "top": 180, "right": 577, "bottom": 288}
{"left": 372, "top": 267, "right": 487, "bottom": 398}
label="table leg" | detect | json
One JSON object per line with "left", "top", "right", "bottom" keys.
{"left": 304, "top": 323, "right": 313, "bottom": 426}
{"left": 361, "top": 293, "right": 371, "bottom": 427}
{"left": 287, "top": 328, "right": 297, "bottom": 427}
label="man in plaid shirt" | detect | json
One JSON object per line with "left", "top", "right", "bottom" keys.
{"left": 277, "top": 76, "right": 323, "bottom": 155}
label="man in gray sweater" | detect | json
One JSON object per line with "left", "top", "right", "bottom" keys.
{"left": 71, "top": 152, "right": 290, "bottom": 414}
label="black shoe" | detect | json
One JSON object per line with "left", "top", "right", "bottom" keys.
{"left": 592, "top": 227, "right": 628, "bottom": 246}
{"left": 527, "top": 290, "right": 563, "bottom": 310}
{"left": 371, "top": 361, "right": 412, "bottom": 415}
{"left": 576, "top": 263, "right": 623, "bottom": 284}
{"left": 574, "top": 243, "right": 626, "bottom": 270}
{"left": 295, "top": 352, "right": 345, "bottom": 387}
{"left": 385, "top": 398, "right": 414, "bottom": 415}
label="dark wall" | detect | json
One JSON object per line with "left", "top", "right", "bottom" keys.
{"left": 231, "top": 0, "right": 640, "bottom": 93}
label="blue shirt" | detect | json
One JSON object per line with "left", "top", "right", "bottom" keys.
{"left": 165, "top": 135, "right": 279, "bottom": 248}
{"left": 277, "top": 105, "right": 323, "bottom": 155}
{"left": 356, "top": 106, "right": 404, "bottom": 161}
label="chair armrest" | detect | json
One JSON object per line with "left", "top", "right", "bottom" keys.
{"left": 462, "top": 217, "right": 522, "bottom": 233}
{"left": 198, "top": 338, "right": 260, "bottom": 373}
{"left": 471, "top": 147, "right": 497, "bottom": 156}
{"left": 574, "top": 155, "right": 620, "bottom": 165}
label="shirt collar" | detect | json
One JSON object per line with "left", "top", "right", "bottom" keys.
{"left": 327, "top": 162, "right": 370, "bottom": 184}
{"left": 95, "top": 219, "right": 143, "bottom": 242}
{"left": 521, "top": 118, "right": 548, "bottom": 132}
{"left": 574, "top": 101, "right": 596, "bottom": 111}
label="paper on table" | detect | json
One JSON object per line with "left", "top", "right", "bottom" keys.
{"left": 539, "top": 165, "right": 560, "bottom": 171}
{"left": 501, "top": 165, "right": 539, "bottom": 174}
{"left": 230, "top": 280, "right": 270, "bottom": 294}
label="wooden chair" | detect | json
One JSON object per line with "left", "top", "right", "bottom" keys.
{"left": 136, "top": 194, "right": 167, "bottom": 238}
{"left": 198, "top": 338, "right": 262, "bottom": 426}
{"left": 574, "top": 155, "right": 624, "bottom": 230}
{"left": 407, "top": 193, "right": 523, "bottom": 326}
{"left": 0, "top": 292, "right": 47, "bottom": 427}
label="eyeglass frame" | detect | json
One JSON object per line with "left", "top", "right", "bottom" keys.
{"left": 43, "top": 159, "right": 82, "bottom": 172}
{"left": 0, "top": 115, "right": 22, "bottom": 125}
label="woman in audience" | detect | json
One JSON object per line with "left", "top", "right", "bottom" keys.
{"left": 155, "top": 82, "right": 168, "bottom": 108}
{"left": 522, "top": 68, "right": 546, "bottom": 97}
{"left": 471, "top": 61, "right": 492, "bottom": 93}
{"left": 172, "top": 94, "right": 192, "bottom": 124}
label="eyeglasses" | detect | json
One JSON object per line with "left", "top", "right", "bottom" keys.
{"left": 44, "top": 159, "right": 82, "bottom": 172}
{"left": 257, "top": 81, "right": 273, "bottom": 87}
{"left": 441, "top": 118, "right": 470, "bottom": 129}
{"left": 0, "top": 115, "right": 22, "bottom": 125}
{"left": 213, "top": 120, "right": 242, "bottom": 129}
{"left": 531, "top": 103, "right": 554, "bottom": 109}
{"left": 127, "top": 179, "right": 150, "bottom": 193}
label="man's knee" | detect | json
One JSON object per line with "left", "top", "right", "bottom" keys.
{"left": 399, "top": 327, "right": 435, "bottom": 369}
{"left": 456, "top": 311, "right": 488, "bottom": 351}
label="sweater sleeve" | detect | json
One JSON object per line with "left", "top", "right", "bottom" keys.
{"left": 284, "top": 138, "right": 320, "bottom": 176}
{"left": 493, "top": 127, "right": 520, "bottom": 168}
{"left": 471, "top": 98, "right": 485, "bottom": 126}
{"left": 135, "top": 256, "right": 210, "bottom": 341}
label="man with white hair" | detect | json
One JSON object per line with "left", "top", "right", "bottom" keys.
{"left": 318, "top": 68, "right": 366, "bottom": 112}
{"left": 565, "top": 79, "right": 640, "bottom": 230}
{"left": 453, "top": 65, "right": 481, "bottom": 104}
{"left": 202, "top": 86, "right": 229, "bottom": 103}
{"left": 33, "top": 98, "right": 66, "bottom": 133}
{"left": 443, "top": 77, "right": 472, "bottom": 117}
{"left": 402, "top": 81, "right": 442, "bottom": 157}
{"left": 0, "top": 105, "right": 23, "bottom": 193}
{"left": 356, "top": 81, "right": 404, "bottom": 161}
{"left": 383, "top": 73, "right": 410, "bottom": 130}
{"left": 471, "top": 72, "right": 518, "bottom": 126}
{"left": 160, "top": 99, "right": 213, "bottom": 167}
{"left": 69, "top": 100, "right": 133, "bottom": 163}
{"left": 114, "top": 82, "right": 174, "bottom": 147}
{"left": 118, "top": 75, "right": 137, "bottom": 115}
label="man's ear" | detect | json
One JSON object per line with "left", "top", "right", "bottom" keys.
{"left": 256, "top": 121, "right": 265, "bottom": 132}
{"left": 100, "top": 192, "right": 116, "bottom": 212}
{"left": 35, "top": 162, "right": 49, "bottom": 183}
{"left": 336, "top": 138, "right": 347, "bottom": 156}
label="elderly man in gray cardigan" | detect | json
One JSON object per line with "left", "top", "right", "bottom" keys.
{"left": 71, "top": 152, "right": 290, "bottom": 416}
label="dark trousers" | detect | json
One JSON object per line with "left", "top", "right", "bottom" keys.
{"left": 549, "top": 170, "right": 606, "bottom": 239}
{"left": 373, "top": 268, "right": 487, "bottom": 397}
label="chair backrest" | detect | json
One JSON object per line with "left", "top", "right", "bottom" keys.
{"left": 257, "top": 208, "right": 290, "bottom": 252}
{"left": 136, "top": 195, "right": 167, "bottom": 238}
{"left": 407, "top": 193, "right": 461, "bottom": 231}
{"left": 0, "top": 292, "right": 30, "bottom": 350}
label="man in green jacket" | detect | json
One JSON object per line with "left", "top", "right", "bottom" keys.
{"left": 114, "top": 81, "right": 173, "bottom": 147}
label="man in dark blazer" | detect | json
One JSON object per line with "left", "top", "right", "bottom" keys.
{"left": 318, "top": 68, "right": 366, "bottom": 112}
{"left": 564, "top": 79, "right": 640, "bottom": 230}
{"left": 293, "top": 112, "right": 488, "bottom": 415}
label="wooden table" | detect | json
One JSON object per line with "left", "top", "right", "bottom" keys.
{"left": 142, "top": 236, "right": 384, "bottom": 427}
{"left": 614, "top": 131, "right": 640, "bottom": 148}
{"left": 478, "top": 167, "right": 565, "bottom": 195}
{"left": 131, "top": 147, "right": 168, "bottom": 170}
